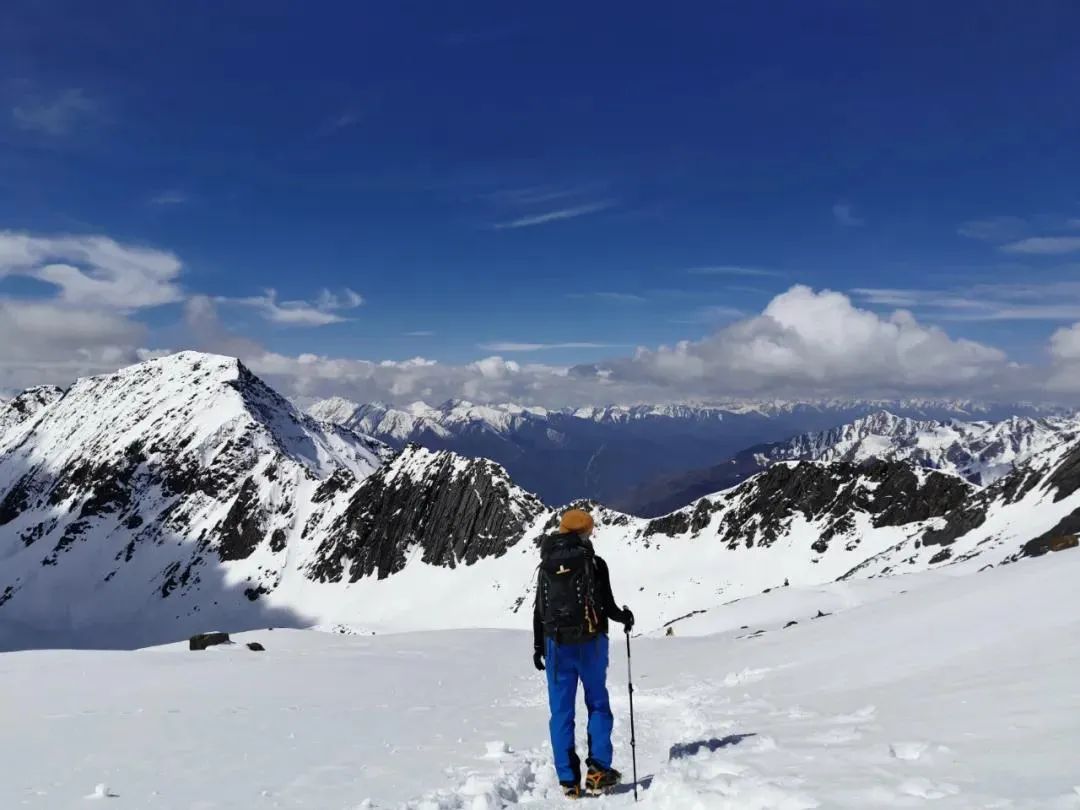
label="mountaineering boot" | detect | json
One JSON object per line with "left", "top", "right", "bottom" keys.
{"left": 561, "top": 781, "right": 583, "bottom": 799}
{"left": 585, "top": 763, "right": 622, "bottom": 794}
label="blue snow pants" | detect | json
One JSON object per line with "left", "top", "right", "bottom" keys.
{"left": 545, "top": 634, "right": 614, "bottom": 784}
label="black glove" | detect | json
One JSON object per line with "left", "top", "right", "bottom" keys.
{"left": 622, "top": 606, "right": 635, "bottom": 633}
{"left": 533, "top": 649, "right": 545, "bottom": 671}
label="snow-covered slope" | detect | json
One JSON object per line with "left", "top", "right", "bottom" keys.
{"left": 1, "top": 548, "right": 1076, "bottom": 809}
{"left": 307, "top": 397, "right": 1062, "bottom": 506}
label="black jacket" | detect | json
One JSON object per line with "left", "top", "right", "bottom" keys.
{"left": 533, "top": 533, "right": 631, "bottom": 653}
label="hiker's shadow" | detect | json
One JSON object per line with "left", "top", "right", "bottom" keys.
{"left": 605, "top": 775, "right": 654, "bottom": 796}
{"left": 668, "top": 733, "right": 757, "bottom": 760}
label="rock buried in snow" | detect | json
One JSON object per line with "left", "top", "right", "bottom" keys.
{"left": 86, "top": 783, "right": 116, "bottom": 799}
{"left": 483, "top": 740, "right": 513, "bottom": 758}
{"left": 189, "top": 632, "right": 230, "bottom": 651}
{"left": 246, "top": 642, "right": 265, "bottom": 652}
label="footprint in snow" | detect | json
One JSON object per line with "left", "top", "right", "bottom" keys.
{"left": 721, "top": 666, "right": 772, "bottom": 687}
{"left": 807, "top": 727, "right": 863, "bottom": 745}
{"left": 897, "top": 777, "right": 960, "bottom": 799}
{"left": 832, "top": 705, "right": 876, "bottom": 723}
{"left": 889, "top": 741, "right": 930, "bottom": 761}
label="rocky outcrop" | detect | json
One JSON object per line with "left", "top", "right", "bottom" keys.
{"left": 0, "top": 385, "right": 65, "bottom": 445}
{"left": 189, "top": 631, "right": 230, "bottom": 651}
{"left": 684, "top": 459, "right": 971, "bottom": 552}
{"left": 308, "top": 446, "right": 545, "bottom": 582}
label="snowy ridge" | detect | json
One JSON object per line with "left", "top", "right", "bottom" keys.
{"left": 760, "top": 409, "right": 1080, "bottom": 486}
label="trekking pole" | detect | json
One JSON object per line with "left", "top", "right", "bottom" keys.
{"left": 625, "top": 622, "right": 639, "bottom": 802}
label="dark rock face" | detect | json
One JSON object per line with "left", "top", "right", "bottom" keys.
{"left": 308, "top": 447, "right": 546, "bottom": 583}
{"left": 190, "top": 631, "right": 230, "bottom": 650}
{"left": 1013, "top": 507, "right": 1080, "bottom": 560}
{"left": 246, "top": 642, "right": 265, "bottom": 652}
{"left": 216, "top": 478, "right": 268, "bottom": 562}
{"left": 1046, "top": 442, "right": 1080, "bottom": 502}
{"left": 703, "top": 460, "right": 970, "bottom": 551}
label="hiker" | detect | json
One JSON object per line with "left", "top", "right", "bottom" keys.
{"left": 533, "top": 508, "right": 635, "bottom": 798}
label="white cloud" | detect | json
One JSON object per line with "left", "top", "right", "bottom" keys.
{"left": 1000, "top": 236, "right": 1080, "bottom": 255}
{"left": 12, "top": 88, "right": 99, "bottom": 136}
{"left": 0, "top": 299, "right": 148, "bottom": 392}
{"left": 588, "top": 286, "right": 1010, "bottom": 397}
{"left": 1047, "top": 322, "right": 1080, "bottom": 392}
{"left": 0, "top": 231, "right": 183, "bottom": 309}
{"left": 493, "top": 201, "right": 614, "bottom": 229}
{"left": 1050, "top": 323, "right": 1080, "bottom": 362}
{"left": 220, "top": 287, "right": 363, "bottom": 327}
{"left": 405, "top": 330, "right": 436, "bottom": 337}
{"left": 0, "top": 231, "right": 185, "bottom": 391}
{"left": 832, "top": 203, "right": 864, "bottom": 227}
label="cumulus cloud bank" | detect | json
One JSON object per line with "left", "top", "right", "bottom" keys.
{"left": 1, "top": 229, "right": 1074, "bottom": 406}
{"left": 584, "top": 286, "right": 1012, "bottom": 398}
{"left": 181, "top": 286, "right": 1043, "bottom": 406}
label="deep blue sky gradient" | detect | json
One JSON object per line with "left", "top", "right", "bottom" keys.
{"left": 2, "top": 1, "right": 1079, "bottom": 365}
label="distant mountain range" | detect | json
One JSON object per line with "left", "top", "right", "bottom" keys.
{"left": 305, "top": 396, "right": 1067, "bottom": 508}
{"left": 1, "top": 352, "right": 1076, "bottom": 650}
{"left": 620, "top": 409, "right": 1080, "bottom": 517}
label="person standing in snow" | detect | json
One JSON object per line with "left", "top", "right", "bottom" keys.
{"left": 533, "top": 508, "right": 635, "bottom": 798}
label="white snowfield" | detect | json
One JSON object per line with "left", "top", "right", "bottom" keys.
{"left": 1, "top": 548, "right": 1077, "bottom": 809}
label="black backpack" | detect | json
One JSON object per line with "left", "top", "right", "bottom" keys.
{"left": 539, "top": 533, "right": 601, "bottom": 643}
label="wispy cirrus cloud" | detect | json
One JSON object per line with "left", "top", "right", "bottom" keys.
{"left": 687, "top": 265, "right": 784, "bottom": 277}
{"left": 493, "top": 200, "right": 614, "bottom": 230}
{"left": 149, "top": 190, "right": 190, "bottom": 206}
{"left": 12, "top": 88, "right": 99, "bottom": 136}
{"left": 853, "top": 280, "right": 1080, "bottom": 321}
{"left": 832, "top": 202, "right": 864, "bottom": 227}
{"left": 486, "top": 185, "right": 602, "bottom": 207}
{"left": 1000, "top": 236, "right": 1080, "bottom": 255}
{"left": 957, "top": 216, "right": 1029, "bottom": 242}
{"left": 405, "top": 330, "right": 435, "bottom": 337}
{"left": 565, "top": 291, "right": 647, "bottom": 304}
{"left": 319, "top": 111, "right": 361, "bottom": 136}
{"left": 671, "top": 305, "right": 745, "bottom": 324}
{"left": 220, "top": 287, "right": 364, "bottom": 326}
{"left": 477, "top": 341, "right": 624, "bottom": 352}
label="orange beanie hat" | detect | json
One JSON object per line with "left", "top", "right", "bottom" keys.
{"left": 559, "top": 508, "right": 595, "bottom": 534}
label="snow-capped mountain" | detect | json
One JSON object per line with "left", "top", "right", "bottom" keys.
{"left": 0, "top": 385, "right": 65, "bottom": 447}
{"left": 622, "top": 409, "right": 1080, "bottom": 517}
{"left": 1, "top": 352, "right": 1076, "bottom": 651}
{"left": 305, "top": 397, "right": 1062, "bottom": 507}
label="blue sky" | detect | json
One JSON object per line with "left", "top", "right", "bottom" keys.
{"left": 1, "top": 2, "right": 1080, "bottom": 403}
